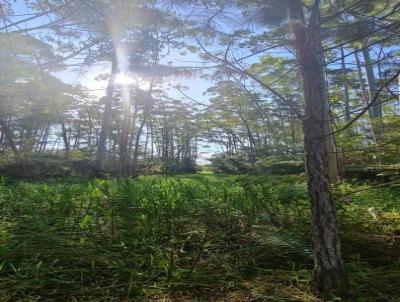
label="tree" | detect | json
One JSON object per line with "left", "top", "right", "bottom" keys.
{"left": 286, "top": 0, "right": 345, "bottom": 294}
{"left": 181, "top": 0, "right": 345, "bottom": 294}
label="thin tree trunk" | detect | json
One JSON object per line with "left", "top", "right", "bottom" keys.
{"left": 95, "top": 54, "right": 118, "bottom": 170}
{"left": 354, "top": 50, "right": 369, "bottom": 105}
{"left": 144, "top": 121, "right": 149, "bottom": 159}
{"left": 238, "top": 113, "right": 256, "bottom": 162}
{"left": 361, "top": 45, "right": 384, "bottom": 141}
{"left": 287, "top": 0, "right": 346, "bottom": 296}
{"left": 40, "top": 123, "right": 50, "bottom": 152}
{"left": 354, "top": 50, "right": 377, "bottom": 142}
{"left": 340, "top": 46, "right": 351, "bottom": 122}
{"left": 58, "top": 112, "right": 70, "bottom": 157}
{"left": 132, "top": 110, "right": 149, "bottom": 174}
{"left": 0, "top": 117, "right": 19, "bottom": 157}
{"left": 150, "top": 119, "right": 154, "bottom": 159}
{"left": 87, "top": 116, "right": 93, "bottom": 148}
{"left": 118, "top": 94, "right": 132, "bottom": 176}
{"left": 128, "top": 102, "right": 138, "bottom": 155}
{"left": 73, "top": 119, "right": 82, "bottom": 150}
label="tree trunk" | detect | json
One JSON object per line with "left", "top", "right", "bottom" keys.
{"left": 354, "top": 50, "right": 369, "bottom": 106}
{"left": 144, "top": 120, "right": 149, "bottom": 159}
{"left": 286, "top": 0, "right": 346, "bottom": 296}
{"left": 340, "top": 46, "right": 351, "bottom": 122}
{"left": 118, "top": 94, "right": 132, "bottom": 176}
{"left": 73, "top": 119, "right": 82, "bottom": 150}
{"left": 40, "top": 123, "right": 50, "bottom": 153}
{"left": 150, "top": 119, "right": 154, "bottom": 159}
{"left": 58, "top": 112, "right": 70, "bottom": 157}
{"left": 0, "top": 116, "right": 19, "bottom": 157}
{"left": 361, "top": 45, "right": 384, "bottom": 141}
{"left": 319, "top": 70, "right": 339, "bottom": 181}
{"left": 95, "top": 54, "right": 118, "bottom": 170}
{"left": 132, "top": 110, "right": 149, "bottom": 174}
{"left": 354, "top": 50, "right": 377, "bottom": 143}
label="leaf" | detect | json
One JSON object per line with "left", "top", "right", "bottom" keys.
{"left": 0, "top": 261, "right": 6, "bottom": 272}
{"left": 36, "top": 261, "right": 43, "bottom": 270}
{"left": 79, "top": 215, "right": 92, "bottom": 229}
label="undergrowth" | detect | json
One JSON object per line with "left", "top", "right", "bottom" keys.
{"left": 0, "top": 174, "right": 399, "bottom": 301}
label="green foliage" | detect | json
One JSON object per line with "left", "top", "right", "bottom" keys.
{"left": 0, "top": 175, "right": 311, "bottom": 300}
{"left": 0, "top": 153, "right": 198, "bottom": 180}
{"left": 0, "top": 174, "right": 398, "bottom": 301}
{"left": 0, "top": 153, "right": 95, "bottom": 180}
{"left": 209, "top": 154, "right": 254, "bottom": 174}
{"left": 210, "top": 155, "right": 304, "bottom": 175}
{"left": 344, "top": 165, "right": 400, "bottom": 182}
{"left": 254, "top": 159, "right": 305, "bottom": 175}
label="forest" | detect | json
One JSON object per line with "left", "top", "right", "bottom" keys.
{"left": 0, "top": 0, "right": 400, "bottom": 301}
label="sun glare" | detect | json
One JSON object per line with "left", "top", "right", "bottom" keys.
{"left": 115, "top": 73, "right": 136, "bottom": 86}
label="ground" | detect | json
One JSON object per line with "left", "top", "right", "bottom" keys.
{"left": 0, "top": 173, "right": 399, "bottom": 301}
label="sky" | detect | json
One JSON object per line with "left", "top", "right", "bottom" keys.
{"left": 7, "top": 1, "right": 212, "bottom": 97}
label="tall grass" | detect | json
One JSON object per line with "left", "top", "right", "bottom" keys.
{"left": 0, "top": 175, "right": 399, "bottom": 301}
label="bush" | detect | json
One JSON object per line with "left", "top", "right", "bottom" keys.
{"left": 209, "top": 154, "right": 253, "bottom": 174}
{"left": 254, "top": 159, "right": 304, "bottom": 175}
{"left": 344, "top": 165, "right": 400, "bottom": 181}
{"left": 210, "top": 155, "right": 304, "bottom": 175}
{"left": 0, "top": 153, "right": 96, "bottom": 180}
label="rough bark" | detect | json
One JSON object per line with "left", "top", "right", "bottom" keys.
{"left": 286, "top": 0, "right": 346, "bottom": 296}
{"left": 319, "top": 69, "right": 339, "bottom": 182}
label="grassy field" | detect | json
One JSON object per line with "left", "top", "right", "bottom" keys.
{"left": 0, "top": 173, "right": 399, "bottom": 301}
